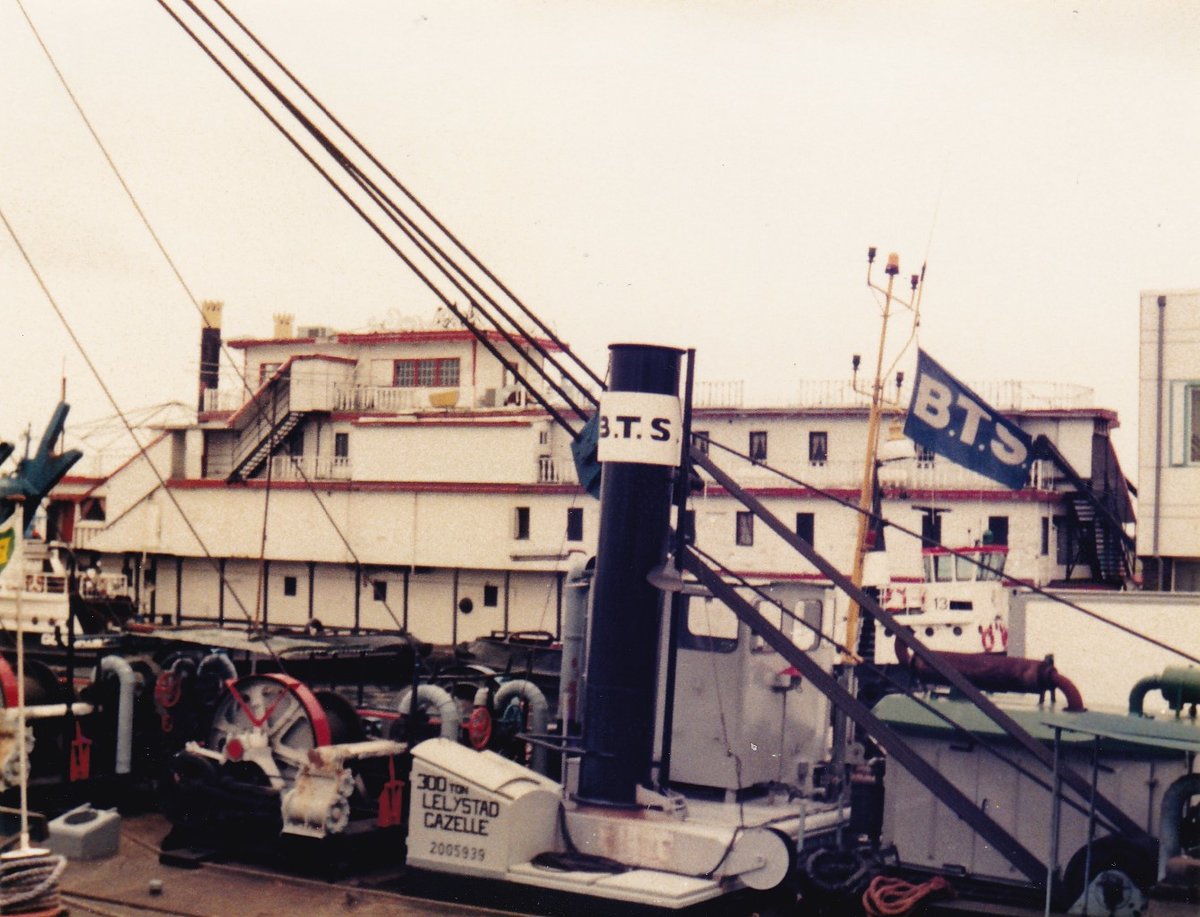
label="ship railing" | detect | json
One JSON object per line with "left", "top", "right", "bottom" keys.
{"left": 211, "top": 376, "right": 594, "bottom": 416}
{"left": 202, "top": 387, "right": 249, "bottom": 413}
{"left": 334, "top": 383, "right": 411, "bottom": 412}
{"left": 268, "top": 454, "right": 353, "bottom": 481}
{"left": 78, "top": 573, "right": 130, "bottom": 599}
{"left": 793, "top": 379, "right": 1095, "bottom": 411}
{"left": 795, "top": 381, "right": 873, "bottom": 407}
{"left": 693, "top": 380, "right": 745, "bottom": 409}
{"left": 23, "top": 573, "right": 69, "bottom": 595}
{"left": 72, "top": 520, "right": 104, "bottom": 550}
{"left": 725, "top": 457, "right": 1060, "bottom": 491}
{"left": 537, "top": 455, "right": 565, "bottom": 483}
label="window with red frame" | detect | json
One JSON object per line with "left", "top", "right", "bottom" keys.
{"left": 393, "top": 358, "right": 460, "bottom": 387}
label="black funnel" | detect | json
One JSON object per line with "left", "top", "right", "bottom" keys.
{"left": 577, "top": 343, "right": 682, "bottom": 806}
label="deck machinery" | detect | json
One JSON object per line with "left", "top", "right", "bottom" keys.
{"left": 146, "top": 344, "right": 844, "bottom": 910}
{"left": 6, "top": 362, "right": 1198, "bottom": 914}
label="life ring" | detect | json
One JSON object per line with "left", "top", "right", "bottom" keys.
{"left": 980, "top": 624, "right": 996, "bottom": 652}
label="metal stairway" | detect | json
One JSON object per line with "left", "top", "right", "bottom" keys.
{"left": 227, "top": 370, "right": 302, "bottom": 482}
{"left": 229, "top": 411, "right": 302, "bottom": 482}
{"left": 1037, "top": 435, "right": 1134, "bottom": 586}
{"left": 1065, "top": 492, "right": 1129, "bottom": 583}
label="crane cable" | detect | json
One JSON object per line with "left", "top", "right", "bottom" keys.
{"left": 208, "top": 0, "right": 605, "bottom": 396}
{"left": 163, "top": 0, "right": 597, "bottom": 432}
{"left": 12, "top": 0, "right": 414, "bottom": 645}
{"left": 699, "top": 434, "right": 1200, "bottom": 668}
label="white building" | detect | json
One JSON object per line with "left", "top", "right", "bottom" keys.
{"left": 48, "top": 306, "right": 1135, "bottom": 646}
{"left": 1138, "top": 289, "right": 1200, "bottom": 590}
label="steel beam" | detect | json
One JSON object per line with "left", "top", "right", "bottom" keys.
{"left": 680, "top": 548, "right": 1047, "bottom": 883}
{"left": 691, "top": 448, "right": 1149, "bottom": 845}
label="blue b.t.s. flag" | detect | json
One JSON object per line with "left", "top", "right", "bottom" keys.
{"left": 903, "top": 350, "right": 1034, "bottom": 489}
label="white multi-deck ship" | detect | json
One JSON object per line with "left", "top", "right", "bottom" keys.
{"left": 43, "top": 302, "right": 1134, "bottom": 652}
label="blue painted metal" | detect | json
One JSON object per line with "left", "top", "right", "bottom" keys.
{"left": 0, "top": 402, "right": 82, "bottom": 530}
{"left": 904, "top": 349, "right": 1033, "bottom": 489}
{"left": 577, "top": 344, "right": 682, "bottom": 806}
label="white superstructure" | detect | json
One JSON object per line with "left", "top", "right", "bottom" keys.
{"left": 44, "top": 309, "right": 1132, "bottom": 647}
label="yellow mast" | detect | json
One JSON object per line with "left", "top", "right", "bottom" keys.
{"left": 844, "top": 249, "right": 922, "bottom": 662}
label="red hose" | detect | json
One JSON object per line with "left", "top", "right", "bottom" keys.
{"left": 862, "top": 874, "right": 953, "bottom": 916}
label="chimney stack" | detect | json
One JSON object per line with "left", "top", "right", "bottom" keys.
{"left": 273, "top": 312, "right": 295, "bottom": 339}
{"left": 198, "top": 300, "right": 223, "bottom": 411}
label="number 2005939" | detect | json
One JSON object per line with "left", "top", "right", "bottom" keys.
{"left": 429, "top": 841, "right": 486, "bottom": 862}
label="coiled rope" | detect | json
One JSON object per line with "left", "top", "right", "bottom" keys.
{"left": 0, "top": 848, "right": 67, "bottom": 915}
{"left": 862, "top": 874, "right": 953, "bottom": 916}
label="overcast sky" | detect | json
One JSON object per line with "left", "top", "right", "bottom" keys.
{"left": 3, "top": 0, "right": 1198, "bottom": 475}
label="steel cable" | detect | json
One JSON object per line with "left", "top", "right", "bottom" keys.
{"left": 208, "top": 0, "right": 604, "bottom": 395}
{"left": 697, "top": 434, "right": 1200, "bottom": 667}
{"left": 168, "top": 0, "right": 595, "bottom": 430}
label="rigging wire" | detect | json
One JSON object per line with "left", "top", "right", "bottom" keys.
{"left": 12, "top": 0, "right": 417, "bottom": 642}
{"left": 0, "top": 202, "right": 288, "bottom": 670}
{"left": 684, "top": 540, "right": 1124, "bottom": 833}
{"left": 155, "top": 0, "right": 581, "bottom": 437}
{"left": 166, "top": 0, "right": 596, "bottom": 431}
{"left": 696, "top": 434, "right": 1200, "bottom": 668}
{"left": 207, "top": 0, "right": 605, "bottom": 395}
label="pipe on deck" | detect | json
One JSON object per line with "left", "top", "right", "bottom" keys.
{"left": 396, "top": 684, "right": 459, "bottom": 742}
{"left": 97, "top": 655, "right": 137, "bottom": 774}
{"left": 492, "top": 679, "right": 550, "bottom": 775}
{"left": 896, "top": 641, "right": 1085, "bottom": 711}
{"left": 1159, "top": 772, "right": 1200, "bottom": 880}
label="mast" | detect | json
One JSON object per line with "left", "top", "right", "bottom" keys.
{"left": 844, "top": 249, "right": 921, "bottom": 660}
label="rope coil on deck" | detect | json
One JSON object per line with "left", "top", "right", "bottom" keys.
{"left": 0, "top": 849, "right": 67, "bottom": 916}
{"left": 861, "top": 874, "right": 953, "bottom": 916}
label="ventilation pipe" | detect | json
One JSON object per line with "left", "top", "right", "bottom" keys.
{"left": 198, "top": 653, "right": 237, "bottom": 683}
{"left": 489, "top": 679, "right": 550, "bottom": 775}
{"left": 577, "top": 344, "right": 683, "bottom": 806}
{"left": 273, "top": 312, "right": 295, "bottom": 340}
{"left": 1129, "top": 666, "right": 1200, "bottom": 717}
{"left": 557, "top": 553, "right": 591, "bottom": 733}
{"left": 197, "top": 300, "right": 223, "bottom": 411}
{"left": 1152, "top": 295, "right": 1165, "bottom": 586}
{"left": 396, "top": 684, "right": 459, "bottom": 741}
{"left": 97, "top": 655, "right": 137, "bottom": 774}
{"left": 1158, "top": 772, "right": 1200, "bottom": 880}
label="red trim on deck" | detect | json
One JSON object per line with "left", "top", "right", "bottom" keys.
{"left": 63, "top": 431, "right": 171, "bottom": 496}
{"left": 719, "top": 570, "right": 926, "bottom": 583}
{"left": 693, "top": 405, "right": 1118, "bottom": 423}
{"left": 58, "top": 475, "right": 107, "bottom": 488}
{"left": 703, "top": 485, "right": 1061, "bottom": 504}
{"left": 227, "top": 329, "right": 562, "bottom": 350}
{"left": 352, "top": 418, "right": 534, "bottom": 429}
{"left": 923, "top": 545, "right": 1009, "bottom": 556}
{"left": 329, "top": 407, "right": 550, "bottom": 424}
{"left": 168, "top": 478, "right": 583, "bottom": 495}
{"left": 227, "top": 336, "right": 316, "bottom": 348}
